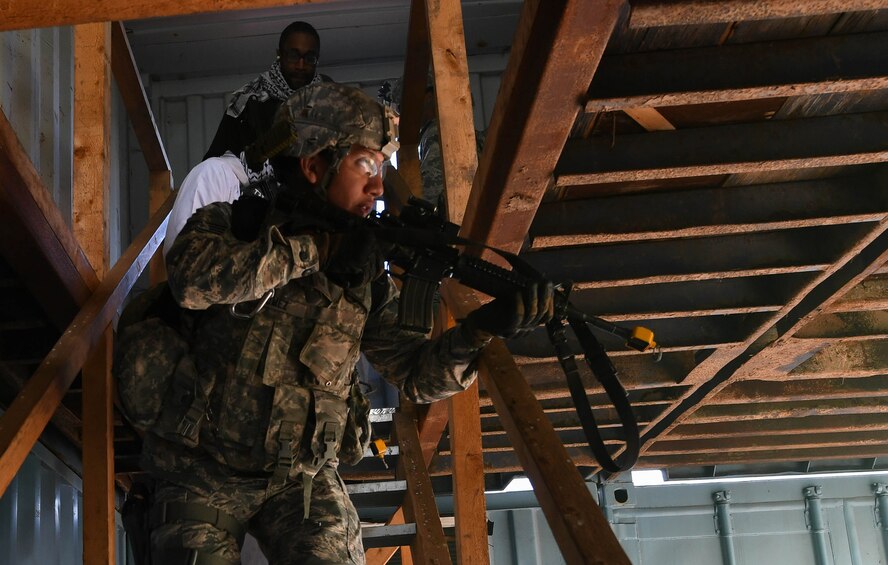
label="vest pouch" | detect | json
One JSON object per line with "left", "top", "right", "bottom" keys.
{"left": 339, "top": 380, "right": 371, "bottom": 466}
{"left": 302, "top": 391, "right": 349, "bottom": 477}
{"left": 115, "top": 317, "right": 189, "bottom": 433}
{"left": 299, "top": 319, "right": 362, "bottom": 393}
{"left": 154, "top": 353, "right": 204, "bottom": 448}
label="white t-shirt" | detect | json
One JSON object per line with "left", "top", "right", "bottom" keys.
{"left": 163, "top": 152, "right": 250, "bottom": 257}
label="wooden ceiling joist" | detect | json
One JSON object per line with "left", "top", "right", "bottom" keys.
{"left": 627, "top": 0, "right": 888, "bottom": 28}
{"left": 0, "top": 0, "right": 320, "bottom": 33}
{"left": 587, "top": 31, "right": 888, "bottom": 111}
{"left": 643, "top": 444, "right": 888, "bottom": 468}
{"left": 525, "top": 223, "right": 868, "bottom": 287}
{"left": 557, "top": 111, "right": 888, "bottom": 186}
{"left": 690, "top": 396, "right": 888, "bottom": 422}
{"left": 533, "top": 174, "right": 887, "bottom": 247}
{"left": 671, "top": 412, "right": 888, "bottom": 439}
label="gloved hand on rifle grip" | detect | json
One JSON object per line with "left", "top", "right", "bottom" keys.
{"left": 462, "top": 280, "right": 555, "bottom": 347}
{"left": 315, "top": 226, "right": 387, "bottom": 288}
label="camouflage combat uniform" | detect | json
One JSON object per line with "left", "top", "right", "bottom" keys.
{"left": 143, "top": 198, "right": 484, "bottom": 564}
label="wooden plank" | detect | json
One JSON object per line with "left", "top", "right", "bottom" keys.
{"left": 623, "top": 108, "right": 675, "bottom": 131}
{"left": 524, "top": 223, "right": 869, "bottom": 287}
{"left": 690, "top": 396, "right": 888, "bottom": 423}
{"left": 394, "top": 402, "right": 452, "bottom": 565}
{"left": 790, "top": 339, "right": 888, "bottom": 377}
{"left": 670, "top": 412, "right": 888, "bottom": 439}
{"left": 459, "top": 0, "right": 624, "bottom": 254}
{"left": 587, "top": 31, "right": 888, "bottom": 111}
{"left": 643, "top": 444, "right": 888, "bottom": 467}
{"left": 0, "top": 193, "right": 173, "bottom": 499}
{"left": 649, "top": 429, "right": 888, "bottom": 455}
{"left": 0, "top": 0, "right": 324, "bottom": 32}
{"left": 0, "top": 108, "right": 98, "bottom": 329}
{"left": 110, "top": 22, "right": 170, "bottom": 173}
{"left": 627, "top": 0, "right": 887, "bottom": 28}
{"left": 73, "top": 22, "right": 112, "bottom": 279}
{"left": 557, "top": 111, "right": 888, "bottom": 187}
{"left": 447, "top": 381, "right": 486, "bottom": 564}
{"left": 712, "top": 375, "right": 888, "bottom": 404}
{"left": 425, "top": 0, "right": 486, "bottom": 560}
{"left": 827, "top": 276, "right": 888, "bottom": 313}
{"left": 533, "top": 174, "right": 887, "bottom": 247}
{"left": 427, "top": 0, "right": 477, "bottom": 226}
{"left": 82, "top": 330, "right": 115, "bottom": 565}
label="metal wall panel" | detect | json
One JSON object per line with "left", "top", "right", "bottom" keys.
{"left": 0, "top": 440, "right": 131, "bottom": 565}
{"left": 0, "top": 27, "right": 132, "bottom": 266}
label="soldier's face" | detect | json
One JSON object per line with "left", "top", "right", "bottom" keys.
{"left": 278, "top": 32, "right": 319, "bottom": 90}
{"left": 300, "top": 145, "right": 385, "bottom": 217}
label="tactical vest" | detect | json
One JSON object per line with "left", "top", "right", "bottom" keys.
{"left": 115, "top": 273, "right": 374, "bottom": 487}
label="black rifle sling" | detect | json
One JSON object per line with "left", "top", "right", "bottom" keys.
{"left": 547, "top": 317, "right": 640, "bottom": 473}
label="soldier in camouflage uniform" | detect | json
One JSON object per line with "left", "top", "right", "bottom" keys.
{"left": 136, "top": 82, "right": 553, "bottom": 564}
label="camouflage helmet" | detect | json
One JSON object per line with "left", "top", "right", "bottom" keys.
{"left": 247, "top": 82, "right": 399, "bottom": 170}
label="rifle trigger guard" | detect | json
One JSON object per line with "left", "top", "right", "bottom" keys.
{"left": 229, "top": 289, "right": 275, "bottom": 320}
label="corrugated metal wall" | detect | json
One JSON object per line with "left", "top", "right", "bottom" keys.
{"left": 0, "top": 434, "right": 131, "bottom": 565}
{"left": 1, "top": 26, "right": 133, "bottom": 264}
{"left": 485, "top": 472, "right": 888, "bottom": 565}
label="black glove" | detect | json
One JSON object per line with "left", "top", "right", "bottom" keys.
{"left": 317, "top": 226, "right": 388, "bottom": 288}
{"left": 230, "top": 194, "right": 270, "bottom": 242}
{"left": 462, "top": 281, "right": 555, "bottom": 346}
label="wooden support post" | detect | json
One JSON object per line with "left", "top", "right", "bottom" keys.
{"left": 81, "top": 330, "right": 114, "bottom": 565}
{"left": 73, "top": 22, "right": 112, "bottom": 279}
{"left": 74, "top": 21, "right": 115, "bottom": 565}
{"left": 395, "top": 401, "right": 452, "bottom": 565}
{"left": 424, "top": 0, "right": 488, "bottom": 561}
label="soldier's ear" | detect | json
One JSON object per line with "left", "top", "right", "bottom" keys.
{"left": 299, "top": 155, "right": 326, "bottom": 184}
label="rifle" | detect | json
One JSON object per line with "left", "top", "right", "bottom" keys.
{"left": 273, "top": 190, "right": 656, "bottom": 472}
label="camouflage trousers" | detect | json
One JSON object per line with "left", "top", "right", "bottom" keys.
{"left": 150, "top": 463, "right": 364, "bottom": 564}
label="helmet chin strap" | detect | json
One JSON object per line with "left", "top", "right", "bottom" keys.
{"left": 316, "top": 146, "right": 349, "bottom": 199}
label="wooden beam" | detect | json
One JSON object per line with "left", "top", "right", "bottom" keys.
{"left": 643, "top": 444, "right": 888, "bottom": 467}
{"left": 73, "top": 22, "right": 112, "bottom": 279}
{"left": 0, "top": 0, "right": 325, "bottom": 32}
{"left": 516, "top": 351, "right": 694, "bottom": 390}
{"left": 0, "top": 108, "right": 98, "bottom": 328}
{"left": 790, "top": 339, "right": 888, "bottom": 378}
{"left": 649, "top": 429, "right": 888, "bottom": 455}
{"left": 557, "top": 111, "right": 888, "bottom": 187}
{"left": 690, "top": 396, "right": 888, "bottom": 423}
{"left": 460, "top": 0, "right": 625, "bottom": 253}
{"left": 395, "top": 402, "right": 452, "bottom": 565}
{"left": 110, "top": 22, "right": 170, "bottom": 173}
{"left": 427, "top": 0, "right": 477, "bottom": 226}
{"left": 424, "top": 0, "right": 487, "bottom": 560}
{"left": 587, "top": 31, "right": 888, "bottom": 111}
{"left": 827, "top": 276, "right": 888, "bottom": 313}
{"left": 82, "top": 330, "right": 115, "bottom": 565}
{"left": 0, "top": 193, "right": 173, "bottom": 499}
{"left": 524, "top": 223, "right": 864, "bottom": 288}
{"left": 532, "top": 174, "right": 888, "bottom": 247}
{"left": 627, "top": 0, "right": 887, "bottom": 28}
{"left": 670, "top": 412, "right": 888, "bottom": 439}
